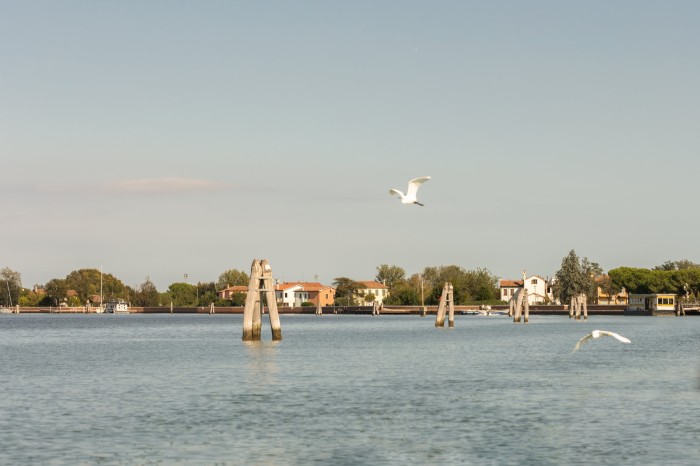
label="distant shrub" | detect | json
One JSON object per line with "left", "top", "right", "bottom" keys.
{"left": 301, "top": 301, "right": 314, "bottom": 307}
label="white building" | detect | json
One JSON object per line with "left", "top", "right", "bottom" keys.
{"left": 499, "top": 271, "right": 555, "bottom": 305}
{"left": 104, "top": 299, "right": 129, "bottom": 313}
{"left": 357, "top": 281, "right": 390, "bottom": 305}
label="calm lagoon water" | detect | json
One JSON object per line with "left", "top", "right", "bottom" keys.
{"left": 1, "top": 314, "right": 699, "bottom": 465}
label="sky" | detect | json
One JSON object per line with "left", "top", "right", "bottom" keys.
{"left": 1, "top": 1, "right": 699, "bottom": 291}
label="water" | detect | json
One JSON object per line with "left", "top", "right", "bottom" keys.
{"left": 1, "top": 314, "right": 698, "bottom": 465}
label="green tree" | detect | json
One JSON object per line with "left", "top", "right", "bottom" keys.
{"left": 64, "top": 268, "right": 129, "bottom": 303}
{"left": 44, "top": 278, "right": 68, "bottom": 306}
{"left": 229, "top": 292, "right": 247, "bottom": 306}
{"left": 653, "top": 259, "right": 700, "bottom": 271}
{"left": 195, "top": 281, "right": 218, "bottom": 306}
{"left": 167, "top": 282, "right": 198, "bottom": 306}
{"left": 383, "top": 279, "right": 420, "bottom": 305}
{"left": 217, "top": 269, "right": 250, "bottom": 290}
{"left": 420, "top": 265, "right": 499, "bottom": 305}
{"left": 554, "top": 250, "right": 602, "bottom": 304}
{"left": 0, "top": 267, "right": 22, "bottom": 306}
{"left": 333, "top": 277, "right": 367, "bottom": 306}
{"left": 133, "top": 277, "right": 160, "bottom": 306}
{"left": 375, "top": 264, "right": 406, "bottom": 290}
{"left": 363, "top": 292, "right": 376, "bottom": 304}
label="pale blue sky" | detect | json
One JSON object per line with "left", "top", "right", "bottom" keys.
{"left": 2, "top": 1, "right": 699, "bottom": 290}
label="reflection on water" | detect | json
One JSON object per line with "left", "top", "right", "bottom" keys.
{"left": 243, "top": 340, "right": 280, "bottom": 388}
{"left": 0, "top": 314, "right": 699, "bottom": 465}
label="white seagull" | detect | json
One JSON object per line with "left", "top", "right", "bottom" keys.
{"left": 389, "top": 176, "right": 431, "bottom": 206}
{"left": 572, "top": 329, "right": 631, "bottom": 353}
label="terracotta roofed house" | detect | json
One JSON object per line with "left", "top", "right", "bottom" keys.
{"left": 357, "top": 280, "right": 389, "bottom": 305}
{"left": 217, "top": 285, "right": 249, "bottom": 301}
{"left": 275, "top": 282, "right": 336, "bottom": 308}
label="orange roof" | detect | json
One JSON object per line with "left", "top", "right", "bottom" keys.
{"left": 276, "top": 282, "right": 334, "bottom": 292}
{"left": 499, "top": 280, "right": 523, "bottom": 287}
{"left": 221, "top": 285, "right": 248, "bottom": 292}
{"left": 360, "top": 280, "right": 388, "bottom": 289}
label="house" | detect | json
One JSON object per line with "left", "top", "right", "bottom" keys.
{"left": 357, "top": 280, "right": 390, "bottom": 305}
{"left": 275, "top": 283, "right": 303, "bottom": 307}
{"left": 594, "top": 275, "right": 628, "bottom": 305}
{"left": 499, "top": 271, "right": 555, "bottom": 304}
{"left": 626, "top": 293, "right": 676, "bottom": 315}
{"left": 499, "top": 280, "right": 521, "bottom": 302}
{"left": 275, "top": 282, "right": 336, "bottom": 308}
{"left": 217, "top": 285, "right": 249, "bottom": 301}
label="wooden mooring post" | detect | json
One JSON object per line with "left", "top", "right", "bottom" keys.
{"left": 512, "top": 289, "right": 529, "bottom": 323}
{"left": 676, "top": 302, "right": 686, "bottom": 316}
{"left": 242, "top": 259, "right": 282, "bottom": 341}
{"left": 573, "top": 294, "right": 587, "bottom": 320}
{"left": 434, "top": 283, "right": 455, "bottom": 327}
{"left": 316, "top": 300, "right": 323, "bottom": 316}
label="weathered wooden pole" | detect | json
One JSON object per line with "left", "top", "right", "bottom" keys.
{"left": 242, "top": 259, "right": 282, "bottom": 341}
{"left": 508, "top": 296, "right": 514, "bottom": 317}
{"left": 448, "top": 284, "right": 455, "bottom": 328}
{"left": 242, "top": 260, "right": 261, "bottom": 341}
{"left": 434, "top": 283, "right": 449, "bottom": 327}
{"left": 209, "top": 302, "right": 215, "bottom": 314}
{"left": 523, "top": 289, "right": 530, "bottom": 323}
{"left": 260, "top": 260, "right": 282, "bottom": 341}
{"left": 513, "top": 289, "right": 524, "bottom": 322}
{"left": 582, "top": 295, "right": 588, "bottom": 320}
{"left": 316, "top": 300, "right": 322, "bottom": 316}
{"left": 569, "top": 296, "right": 575, "bottom": 319}
{"left": 421, "top": 306, "right": 427, "bottom": 317}
{"left": 170, "top": 301, "right": 173, "bottom": 314}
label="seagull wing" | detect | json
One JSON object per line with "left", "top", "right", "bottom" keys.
{"left": 389, "top": 188, "right": 404, "bottom": 198}
{"left": 405, "top": 176, "right": 431, "bottom": 199}
{"left": 572, "top": 332, "right": 594, "bottom": 353}
{"left": 599, "top": 330, "right": 631, "bottom": 344}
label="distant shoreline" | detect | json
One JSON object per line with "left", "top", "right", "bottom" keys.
{"left": 3, "top": 304, "right": 640, "bottom": 316}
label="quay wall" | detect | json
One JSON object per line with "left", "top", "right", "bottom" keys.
{"left": 9, "top": 305, "right": 699, "bottom": 316}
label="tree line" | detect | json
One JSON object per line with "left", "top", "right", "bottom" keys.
{"left": 3, "top": 254, "right": 699, "bottom": 308}
{"left": 0, "top": 267, "right": 251, "bottom": 307}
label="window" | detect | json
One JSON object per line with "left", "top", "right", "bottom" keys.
{"left": 531, "top": 279, "right": 538, "bottom": 285}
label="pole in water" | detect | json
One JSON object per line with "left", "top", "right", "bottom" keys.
{"left": 434, "top": 282, "right": 449, "bottom": 327}
{"left": 523, "top": 289, "right": 529, "bottom": 323}
{"left": 242, "top": 259, "right": 282, "bottom": 341}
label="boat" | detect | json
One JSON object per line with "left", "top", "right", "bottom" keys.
{"left": 104, "top": 299, "right": 129, "bottom": 314}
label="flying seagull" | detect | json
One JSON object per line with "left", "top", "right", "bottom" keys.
{"left": 389, "top": 176, "right": 431, "bottom": 206}
{"left": 572, "top": 329, "right": 631, "bottom": 353}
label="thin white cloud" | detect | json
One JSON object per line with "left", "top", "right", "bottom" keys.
{"left": 35, "top": 177, "right": 228, "bottom": 195}
{"left": 107, "top": 177, "right": 227, "bottom": 194}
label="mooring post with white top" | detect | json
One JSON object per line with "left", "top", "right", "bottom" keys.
{"left": 434, "top": 282, "right": 450, "bottom": 327}
{"left": 447, "top": 284, "right": 455, "bottom": 328}
{"left": 513, "top": 289, "right": 524, "bottom": 322}
{"left": 569, "top": 296, "right": 575, "bottom": 319}
{"left": 242, "top": 259, "right": 282, "bottom": 341}
{"left": 523, "top": 289, "right": 530, "bottom": 323}
{"left": 316, "top": 300, "right": 322, "bottom": 316}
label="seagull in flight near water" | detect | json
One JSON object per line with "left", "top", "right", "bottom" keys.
{"left": 572, "top": 329, "right": 631, "bottom": 353}
{"left": 389, "top": 176, "right": 431, "bottom": 206}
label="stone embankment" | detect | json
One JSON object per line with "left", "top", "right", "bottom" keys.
{"left": 8, "top": 304, "right": 635, "bottom": 315}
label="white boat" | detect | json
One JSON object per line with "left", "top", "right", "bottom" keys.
{"left": 104, "top": 299, "right": 129, "bottom": 314}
